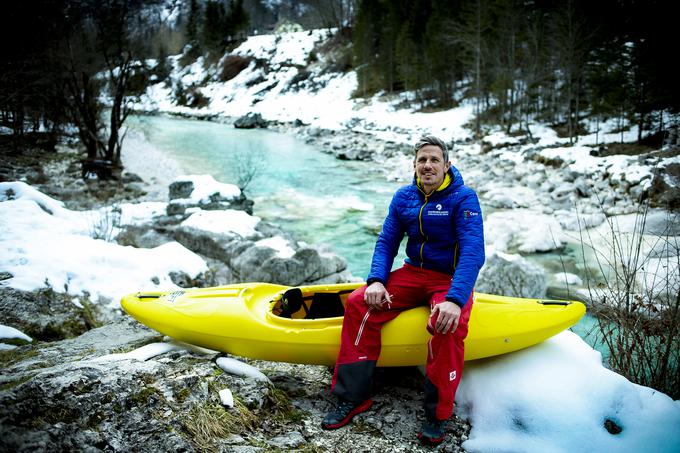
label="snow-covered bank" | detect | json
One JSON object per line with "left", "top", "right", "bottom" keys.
{"left": 0, "top": 176, "right": 352, "bottom": 308}
{"left": 137, "top": 29, "right": 476, "bottom": 144}
{"left": 0, "top": 181, "right": 206, "bottom": 306}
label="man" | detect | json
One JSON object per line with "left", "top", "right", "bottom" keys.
{"left": 321, "top": 135, "right": 485, "bottom": 445}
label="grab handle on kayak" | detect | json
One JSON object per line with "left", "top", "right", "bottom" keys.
{"left": 538, "top": 300, "right": 571, "bottom": 306}
{"left": 137, "top": 293, "right": 161, "bottom": 299}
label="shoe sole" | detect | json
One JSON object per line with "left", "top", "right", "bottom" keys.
{"left": 417, "top": 432, "right": 445, "bottom": 445}
{"left": 321, "top": 399, "right": 373, "bottom": 430}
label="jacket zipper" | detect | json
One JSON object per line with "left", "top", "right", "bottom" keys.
{"left": 418, "top": 193, "right": 430, "bottom": 268}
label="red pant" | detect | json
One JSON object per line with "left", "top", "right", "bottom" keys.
{"left": 331, "top": 264, "right": 473, "bottom": 420}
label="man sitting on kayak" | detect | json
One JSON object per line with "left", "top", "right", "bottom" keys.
{"left": 322, "top": 135, "right": 485, "bottom": 445}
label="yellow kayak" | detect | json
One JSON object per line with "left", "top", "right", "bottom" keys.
{"left": 121, "top": 282, "right": 585, "bottom": 366}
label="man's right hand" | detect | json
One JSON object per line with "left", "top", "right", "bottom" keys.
{"left": 364, "top": 282, "right": 392, "bottom": 310}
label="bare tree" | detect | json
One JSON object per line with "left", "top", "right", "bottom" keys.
{"left": 61, "top": 0, "right": 162, "bottom": 166}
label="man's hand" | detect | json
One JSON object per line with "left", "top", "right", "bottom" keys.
{"left": 431, "top": 301, "right": 461, "bottom": 334}
{"left": 364, "top": 282, "right": 392, "bottom": 310}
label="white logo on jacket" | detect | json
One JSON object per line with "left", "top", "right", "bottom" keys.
{"left": 428, "top": 207, "right": 449, "bottom": 216}
{"left": 449, "top": 370, "right": 457, "bottom": 381}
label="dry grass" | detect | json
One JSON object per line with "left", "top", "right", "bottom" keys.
{"left": 183, "top": 400, "right": 258, "bottom": 451}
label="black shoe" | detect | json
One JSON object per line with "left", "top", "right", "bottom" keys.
{"left": 321, "top": 398, "right": 373, "bottom": 429}
{"left": 418, "top": 416, "right": 447, "bottom": 444}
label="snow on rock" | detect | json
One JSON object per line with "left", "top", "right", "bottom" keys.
{"left": 554, "top": 209, "right": 606, "bottom": 231}
{"left": 458, "top": 331, "right": 680, "bottom": 453}
{"left": 234, "top": 29, "right": 330, "bottom": 67}
{"left": 177, "top": 56, "right": 208, "bottom": 88}
{"left": 255, "top": 236, "right": 296, "bottom": 259}
{"left": 538, "top": 146, "right": 654, "bottom": 194}
{"left": 170, "top": 174, "right": 241, "bottom": 204}
{"left": 1, "top": 181, "right": 68, "bottom": 217}
{"left": 483, "top": 185, "right": 540, "bottom": 209}
{"left": 0, "top": 324, "right": 32, "bottom": 343}
{"left": 219, "top": 388, "right": 234, "bottom": 408}
{"left": 215, "top": 357, "right": 270, "bottom": 382}
{"left": 0, "top": 182, "right": 208, "bottom": 305}
{"left": 180, "top": 209, "right": 260, "bottom": 238}
{"left": 553, "top": 272, "right": 583, "bottom": 286}
{"left": 94, "top": 342, "right": 184, "bottom": 363}
{"left": 485, "top": 209, "right": 567, "bottom": 253}
{"left": 116, "top": 202, "right": 168, "bottom": 226}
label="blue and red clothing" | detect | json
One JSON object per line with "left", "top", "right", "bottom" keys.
{"left": 331, "top": 165, "right": 485, "bottom": 420}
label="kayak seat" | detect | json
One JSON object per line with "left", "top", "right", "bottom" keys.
{"left": 280, "top": 288, "right": 307, "bottom": 318}
{"left": 307, "top": 293, "right": 345, "bottom": 319}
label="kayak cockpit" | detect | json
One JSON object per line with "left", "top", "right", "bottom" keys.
{"left": 269, "top": 286, "right": 358, "bottom": 320}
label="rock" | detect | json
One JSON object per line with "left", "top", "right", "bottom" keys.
{"left": 551, "top": 183, "right": 576, "bottom": 202}
{"left": 268, "top": 431, "right": 306, "bottom": 449}
{"left": 485, "top": 209, "right": 567, "bottom": 253}
{"left": 115, "top": 225, "right": 172, "bottom": 248}
{"left": 649, "top": 164, "right": 680, "bottom": 210}
{"left": 554, "top": 210, "right": 606, "bottom": 231}
{"left": 553, "top": 272, "right": 583, "bottom": 286}
{"left": 0, "top": 287, "right": 104, "bottom": 342}
{"left": 168, "top": 180, "right": 194, "bottom": 200}
{"left": 173, "top": 227, "right": 256, "bottom": 263}
{"left": 167, "top": 176, "right": 253, "bottom": 216}
{"left": 234, "top": 112, "right": 267, "bottom": 129}
{"left": 0, "top": 317, "right": 317, "bottom": 453}
{"left": 239, "top": 246, "right": 348, "bottom": 286}
{"left": 574, "top": 177, "right": 591, "bottom": 197}
{"left": 172, "top": 225, "right": 350, "bottom": 286}
{"left": 476, "top": 251, "right": 547, "bottom": 298}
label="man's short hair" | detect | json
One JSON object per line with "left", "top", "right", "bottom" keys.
{"left": 413, "top": 135, "right": 449, "bottom": 162}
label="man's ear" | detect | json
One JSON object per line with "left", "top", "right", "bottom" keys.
{"left": 445, "top": 161, "right": 451, "bottom": 171}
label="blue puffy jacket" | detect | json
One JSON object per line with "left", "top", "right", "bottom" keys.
{"left": 366, "top": 165, "right": 485, "bottom": 307}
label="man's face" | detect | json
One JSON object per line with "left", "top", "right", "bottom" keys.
{"left": 414, "top": 145, "right": 451, "bottom": 192}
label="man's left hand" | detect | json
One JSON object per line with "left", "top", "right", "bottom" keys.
{"left": 431, "top": 301, "right": 461, "bottom": 334}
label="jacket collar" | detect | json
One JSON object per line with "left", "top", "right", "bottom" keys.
{"left": 414, "top": 166, "right": 462, "bottom": 196}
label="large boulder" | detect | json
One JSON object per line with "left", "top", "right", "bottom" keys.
{"left": 485, "top": 209, "right": 567, "bottom": 253}
{"left": 231, "top": 244, "right": 348, "bottom": 286}
{"left": 172, "top": 221, "right": 350, "bottom": 286}
{"left": 476, "top": 251, "right": 547, "bottom": 298}
{"left": 167, "top": 175, "right": 253, "bottom": 216}
{"left": 0, "top": 319, "right": 272, "bottom": 452}
{"left": 0, "top": 287, "right": 105, "bottom": 342}
{"left": 233, "top": 112, "right": 267, "bottom": 129}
